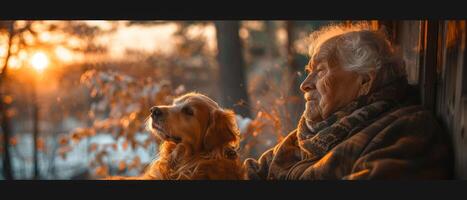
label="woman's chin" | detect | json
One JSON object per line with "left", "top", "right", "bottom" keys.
{"left": 303, "top": 110, "right": 323, "bottom": 124}
{"left": 304, "top": 102, "right": 324, "bottom": 123}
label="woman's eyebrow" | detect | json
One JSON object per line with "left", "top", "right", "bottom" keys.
{"left": 306, "top": 59, "right": 316, "bottom": 70}
{"left": 305, "top": 62, "right": 312, "bottom": 72}
{"left": 316, "top": 62, "right": 326, "bottom": 70}
{"left": 307, "top": 58, "right": 324, "bottom": 71}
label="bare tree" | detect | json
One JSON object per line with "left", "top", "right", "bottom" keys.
{"left": 0, "top": 20, "right": 15, "bottom": 180}
{"left": 265, "top": 21, "right": 280, "bottom": 58}
{"left": 214, "top": 21, "right": 251, "bottom": 117}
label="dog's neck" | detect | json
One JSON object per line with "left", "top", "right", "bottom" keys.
{"left": 148, "top": 141, "right": 232, "bottom": 179}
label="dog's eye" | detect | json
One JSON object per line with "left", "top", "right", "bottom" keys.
{"left": 182, "top": 106, "right": 194, "bottom": 116}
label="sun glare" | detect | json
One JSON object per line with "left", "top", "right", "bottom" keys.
{"left": 55, "top": 46, "right": 73, "bottom": 62}
{"left": 30, "top": 52, "right": 49, "bottom": 72}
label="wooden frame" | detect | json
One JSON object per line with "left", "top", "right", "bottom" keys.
{"left": 379, "top": 20, "right": 467, "bottom": 179}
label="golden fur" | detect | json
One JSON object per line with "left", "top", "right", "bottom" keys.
{"left": 106, "top": 92, "right": 245, "bottom": 180}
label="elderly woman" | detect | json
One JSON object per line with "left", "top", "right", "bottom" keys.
{"left": 244, "top": 23, "right": 453, "bottom": 180}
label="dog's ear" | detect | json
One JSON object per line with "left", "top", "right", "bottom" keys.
{"left": 203, "top": 109, "right": 240, "bottom": 151}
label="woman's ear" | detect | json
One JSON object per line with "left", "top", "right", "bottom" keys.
{"left": 203, "top": 109, "right": 240, "bottom": 151}
{"left": 358, "top": 70, "right": 376, "bottom": 96}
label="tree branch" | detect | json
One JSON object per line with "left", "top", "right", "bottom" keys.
{"left": 1, "top": 21, "right": 15, "bottom": 78}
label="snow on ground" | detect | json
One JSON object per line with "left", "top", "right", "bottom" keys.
{"left": 8, "top": 132, "right": 156, "bottom": 179}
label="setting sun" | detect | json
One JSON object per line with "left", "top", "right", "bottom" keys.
{"left": 30, "top": 52, "right": 49, "bottom": 72}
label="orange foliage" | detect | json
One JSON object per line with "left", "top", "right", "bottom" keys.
{"left": 36, "top": 138, "right": 46, "bottom": 152}
{"left": 58, "top": 135, "right": 69, "bottom": 146}
{"left": 118, "top": 161, "right": 127, "bottom": 171}
{"left": 58, "top": 145, "right": 72, "bottom": 159}
{"left": 3, "top": 95, "right": 13, "bottom": 104}
{"left": 95, "top": 165, "right": 109, "bottom": 177}
{"left": 88, "top": 143, "right": 98, "bottom": 152}
{"left": 122, "top": 141, "right": 128, "bottom": 151}
{"left": 9, "top": 136, "right": 18, "bottom": 146}
{"left": 128, "top": 156, "right": 141, "bottom": 170}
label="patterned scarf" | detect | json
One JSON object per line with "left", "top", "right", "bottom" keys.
{"left": 296, "top": 77, "right": 410, "bottom": 159}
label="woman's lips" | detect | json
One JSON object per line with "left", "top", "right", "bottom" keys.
{"left": 304, "top": 92, "right": 320, "bottom": 102}
{"left": 305, "top": 96, "right": 317, "bottom": 102}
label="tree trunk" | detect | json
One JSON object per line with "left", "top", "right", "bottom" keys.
{"left": 265, "top": 21, "right": 279, "bottom": 58}
{"left": 214, "top": 21, "right": 251, "bottom": 117}
{"left": 31, "top": 77, "right": 40, "bottom": 180}
{"left": 286, "top": 21, "right": 304, "bottom": 132}
{"left": 1, "top": 21, "right": 15, "bottom": 180}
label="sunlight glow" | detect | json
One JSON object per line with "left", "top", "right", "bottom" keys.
{"left": 30, "top": 52, "right": 49, "bottom": 72}
{"left": 55, "top": 46, "right": 73, "bottom": 62}
{"left": 7, "top": 57, "right": 21, "bottom": 69}
{"left": 39, "top": 32, "right": 52, "bottom": 42}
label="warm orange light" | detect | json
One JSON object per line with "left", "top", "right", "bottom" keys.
{"left": 30, "top": 52, "right": 49, "bottom": 72}
{"left": 55, "top": 46, "right": 73, "bottom": 62}
{"left": 7, "top": 57, "right": 21, "bottom": 69}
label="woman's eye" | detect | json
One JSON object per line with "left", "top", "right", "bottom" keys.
{"left": 182, "top": 107, "right": 194, "bottom": 116}
{"left": 315, "top": 67, "right": 327, "bottom": 77}
{"left": 317, "top": 70, "right": 325, "bottom": 77}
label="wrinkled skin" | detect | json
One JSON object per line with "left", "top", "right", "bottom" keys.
{"left": 300, "top": 56, "right": 375, "bottom": 127}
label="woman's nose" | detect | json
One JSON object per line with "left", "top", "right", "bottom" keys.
{"left": 300, "top": 74, "right": 316, "bottom": 93}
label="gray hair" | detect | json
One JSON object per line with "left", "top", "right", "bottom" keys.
{"left": 308, "top": 22, "right": 406, "bottom": 87}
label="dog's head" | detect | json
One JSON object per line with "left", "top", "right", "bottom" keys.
{"left": 148, "top": 92, "right": 240, "bottom": 152}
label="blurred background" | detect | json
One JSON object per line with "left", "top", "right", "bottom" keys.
{"left": 0, "top": 20, "right": 368, "bottom": 179}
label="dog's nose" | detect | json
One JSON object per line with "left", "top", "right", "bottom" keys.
{"left": 150, "top": 106, "right": 163, "bottom": 118}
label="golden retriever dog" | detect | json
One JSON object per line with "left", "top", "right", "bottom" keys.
{"left": 106, "top": 92, "right": 245, "bottom": 180}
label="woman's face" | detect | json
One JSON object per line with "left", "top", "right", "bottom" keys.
{"left": 300, "top": 56, "right": 363, "bottom": 124}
